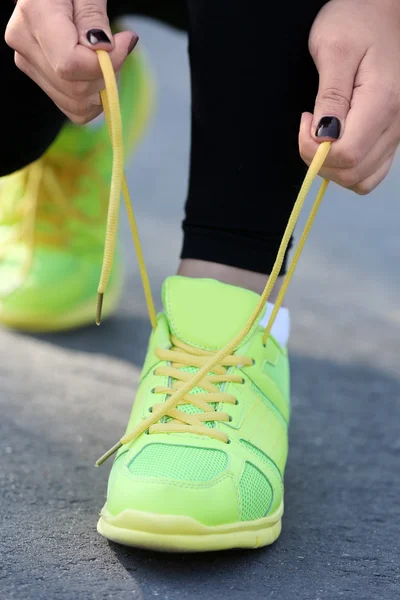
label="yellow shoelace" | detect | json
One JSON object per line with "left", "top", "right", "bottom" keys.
{"left": 0, "top": 147, "right": 107, "bottom": 294}
{"left": 151, "top": 336, "right": 252, "bottom": 442}
{"left": 95, "top": 50, "right": 331, "bottom": 466}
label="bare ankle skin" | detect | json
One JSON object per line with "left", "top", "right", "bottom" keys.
{"left": 177, "top": 259, "right": 284, "bottom": 303}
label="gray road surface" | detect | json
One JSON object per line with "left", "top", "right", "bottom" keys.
{"left": 1, "top": 18, "right": 399, "bottom": 600}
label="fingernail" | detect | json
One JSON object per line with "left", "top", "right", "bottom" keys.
{"left": 86, "top": 29, "right": 111, "bottom": 45}
{"left": 315, "top": 116, "right": 341, "bottom": 139}
{"left": 127, "top": 35, "right": 139, "bottom": 55}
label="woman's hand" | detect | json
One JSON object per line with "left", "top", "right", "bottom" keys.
{"left": 5, "top": 0, "right": 138, "bottom": 124}
{"left": 299, "top": 0, "right": 400, "bottom": 194}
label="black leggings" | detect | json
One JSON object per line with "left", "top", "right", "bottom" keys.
{"left": 0, "top": 0, "right": 327, "bottom": 275}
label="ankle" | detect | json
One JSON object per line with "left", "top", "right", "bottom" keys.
{"left": 177, "top": 259, "right": 283, "bottom": 302}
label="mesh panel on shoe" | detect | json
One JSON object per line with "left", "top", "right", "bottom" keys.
{"left": 240, "top": 439, "right": 282, "bottom": 480}
{"left": 169, "top": 365, "right": 219, "bottom": 428}
{"left": 181, "top": 365, "right": 204, "bottom": 396}
{"left": 128, "top": 443, "right": 228, "bottom": 481}
{"left": 239, "top": 462, "right": 273, "bottom": 521}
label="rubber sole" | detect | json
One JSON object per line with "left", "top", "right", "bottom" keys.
{"left": 0, "top": 278, "right": 122, "bottom": 332}
{"left": 97, "top": 503, "right": 283, "bottom": 553}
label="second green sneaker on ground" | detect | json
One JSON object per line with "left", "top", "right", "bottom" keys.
{"left": 98, "top": 275, "right": 290, "bottom": 552}
{"left": 0, "top": 49, "right": 153, "bottom": 332}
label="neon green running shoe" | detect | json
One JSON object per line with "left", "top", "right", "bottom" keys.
{"left": 0, "top": 50, "right": 154, "bottom": 332}
{"left": 98, "top": 275, "right": 290, "bottom": 552}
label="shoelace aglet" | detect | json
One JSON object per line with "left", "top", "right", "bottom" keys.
{"left": 95, "top": 441, "right": 122, "bottom": 467}
{"left": 96, "top": 292, "right": 104, "bottom": 326}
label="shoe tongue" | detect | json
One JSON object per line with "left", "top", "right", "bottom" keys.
{"left": 162, "top": 276, "right": 265, "bottom": 351}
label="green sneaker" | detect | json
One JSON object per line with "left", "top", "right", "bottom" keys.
{"left": 98, "top": 275, "right": 289, "bottom": 552}
{"left": 0, "top": 50, "right": 154, "bottom": 332}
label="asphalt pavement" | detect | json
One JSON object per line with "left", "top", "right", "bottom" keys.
{"left": 1, "top": 18, "right": 399, "bottom": 600}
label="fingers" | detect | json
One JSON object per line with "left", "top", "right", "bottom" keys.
{"left": 299, "top": 53, "right": 400, "bottom": 189}
{"left": 311, "top": 35, "right": 358, "bottom": 141}
{"left": 14, "top": 52, "right": 104, "bottom": 124}
{"left": 73, "top": 0, "right": 138, "bottom": 76}
{"left": 73, "top": 0, "right": 113, "bottom": 48}
{"left": 299, "top": 112, "right": 397, "bottom": 194}
{"left": 299, "top": 72, "right": 400, "bottom": 188}
{"left": 349, "top": 154, "right": 395, "bottom": 196}
{"left": 301, "top": 1, "right": 400, "bottom": 196}
{"left": 30, "top": 5, "right": 134, "bottom": 81}
{"left": 5, "top": 0, "right": 138, "bottom": 123}
{"left": 307, "top": 31, "right": 389, "bottom": 161}
{"left": 326, "top": 79, "right": 393, "bottom": 168}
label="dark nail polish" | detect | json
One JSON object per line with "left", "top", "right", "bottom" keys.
{"left": 127, "top": 36, "right": 139, "bottom": 55}
{"left": 86, "top": 29, "right": 111, "bottom": 45}
{"left": 315, "top": 116, "right": 341, "bottom": 139}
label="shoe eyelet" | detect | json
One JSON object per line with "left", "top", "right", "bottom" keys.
{"left": 145, "top": 429, "right": 150, "bottom": 435}
{"left": 150, "top": 388, "right": 155, "bottom": 394}
{"left": 153, "top": 369, "right": 157, "bottom": 376}
{"left": 226, "top": 438, "right": 231, "bottom": 444}
{"left": 228, "top": 415, "right": 233, "bottom": 422}
{"left": 148, "top": 406, "right": 153, "bottom": 413}
{"left": 241, "top": 377, "right": 245, "bottom": 384}
{"left": 235, "top": 399, "right": 239, "bottom": 406}
{"left": 251, "top": 359, "right": 256, "bottom": 366}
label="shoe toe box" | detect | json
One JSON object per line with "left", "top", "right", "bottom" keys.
{"left": 106, "top": 442, "right": 241, "bottom": 527}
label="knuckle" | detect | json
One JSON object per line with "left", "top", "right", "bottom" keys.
{"left": 70, "top": 113, "right": 91, "bottom": 125}
{"left": 5, "top": 1, "right": 29, "bottom": 47}
{"left": 324, "top": 35, "right": 351, "bottom": 56}
{"left": 71, "top": 81, "right": 92, "bottom": 99}
{"left": 14, "top": 53, "right": 30, "bottom": 77}
{"left": 353, "top": 182, "right": 373, "bottom": 196}
{"left": 318, "top": 86, "right": 350, "bottom": 112}
{"left": 15, "top": 0, "right": 29, "bottom": 13}
{"left": 69, "top": 100, "right": 101, "bottom": 124}
{"left": 14, "top": 52, "right": 24, "bottom": 69}
{"left": 311, "top": 33, "right": 351, "bottom": 62}
{"left": 72, "top": 102, "right": 90, "bottom": 118}
{"left": 5, "top": 22, "right": 19, "bottom": 50}
{"left": 383, "top": 86, "right": 400, "bottom": 118}
{"left": 74, "top": 2, "right": 106, "bottom": 23}
{"left": 334, "top": 146, "right": 361, "bottom": 170}
{"left": 54, "top": 58, "right": 75, "bottom": 81}
{"left": 337, "top": 168, "right": 360, "bottom": 189}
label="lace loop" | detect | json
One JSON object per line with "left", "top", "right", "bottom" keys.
{"left": 94, "top": 51, "right": 332, "bottom": 467}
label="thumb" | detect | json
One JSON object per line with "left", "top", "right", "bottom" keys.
{"left": 74, "top": 0, "right": 114, "bottom": 48}
{"left": 312, "top": 43, "right": 356, "bottom": 141}
{"left": 74, "top": 0, "right": 137, "bottom": 64}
